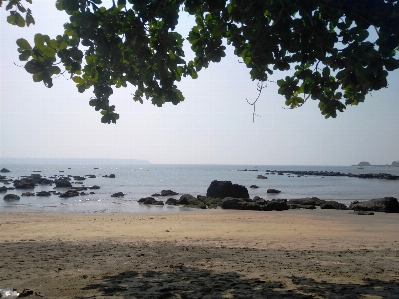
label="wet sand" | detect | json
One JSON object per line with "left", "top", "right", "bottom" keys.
{"left": 0, "top": 209, "right": 398, "bottom": 298}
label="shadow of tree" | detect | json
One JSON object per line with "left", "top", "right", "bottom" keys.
{"left": 77, "top": 267, "right": 399, "bottom": 299}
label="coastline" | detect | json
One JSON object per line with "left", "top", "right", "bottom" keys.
{"left": 1, "top": 209, "right": 398, "bottom": 298}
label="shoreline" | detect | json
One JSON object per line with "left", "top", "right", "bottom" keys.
{"left": 1, "top": 209, "right": 398, "bottom": 298}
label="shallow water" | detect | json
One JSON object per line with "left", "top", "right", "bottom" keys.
{"left": 1, "top": 164, "right": 398, "bottom": 213}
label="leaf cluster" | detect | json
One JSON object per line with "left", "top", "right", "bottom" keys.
{"left": 6, "top": 0, "right": 399, "bottom": 122}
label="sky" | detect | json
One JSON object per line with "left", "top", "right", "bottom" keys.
{"left": 1, "top": 1, "right": 399, "bottom": 166}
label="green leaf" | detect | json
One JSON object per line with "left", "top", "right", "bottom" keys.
{"left": 34, "top": 34, "right": 45, "bottom": 47}
{"left": 16, "top": 38, "right": 32, "bottom": 50}
{"left": 72, "top": 76, "right": 85, "bottom": 84}
{"left": 48, "top": 66, "right": 61, "bottom": 75}
{"left": 19, "top": 50, "right": 32, "bottom": 61}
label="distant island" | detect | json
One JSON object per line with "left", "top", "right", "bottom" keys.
{"left": 352, "top": 161, "right": 399, "bottom": 167}
{"left": 0, "top": 158, "right": 151, "bottom": 165}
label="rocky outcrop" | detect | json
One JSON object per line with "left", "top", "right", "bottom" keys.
{"left": 111, "top": 192, "right": 124, "bottom": 198}
{"left": 55, "top": 178, "right": 72, "bottom": 188}
{"left": 22, "top": 192, "right": 35, "bottom": 196}
{"left": 250, "top": 185, "right": 259, "bottom": 189}
{"left": 4, "top": 194, "right": 20, "bottom": 201}
{"left": 176, "top": 194, "right": 206, "bottom": 209}
{"left": 165, "top": 198, "right": 177, "bottom": 205}
{"left": 349, "top": 197, "right": 399, "bottom": 213}
{"left": 320, "top": 201, "right": 347, "bottom": 210}
{"left": 138, "top": 197, "right": 164, "bottom": 205}
{"left": 36, "top": 191, "right": 51, "bottom": 197}
{"left": 0, "top": 186, "right": 7, "bottom": 192}
{"left": 206, "top": 181, "right": 249, "bottom": 199}
{"left": 267, "top": 189, "right": 281, "bottom": 194}
{"left": 13, "top": 178, "right": 35, "bottom": 189}
{"left": 59, "top": 190, "right": 79, "bottom": 198}
{"left": 257, "top": 175, "right": 267, "bottom": 179}
{"left": 221, "top": 197, "right": 289, "bottom": 211}
{"left": 0, "top": 168, "right": 10, "bottom": 173}
{"left": 109, "top": 174, "right": 116, "bottom": 178}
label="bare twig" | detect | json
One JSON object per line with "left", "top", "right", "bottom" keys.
{"left": 246, "top": 81, "right": 266, "bottom": 122}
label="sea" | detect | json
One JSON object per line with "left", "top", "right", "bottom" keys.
{"left": 1, "top": 163, "right": 398, "bottom": 214}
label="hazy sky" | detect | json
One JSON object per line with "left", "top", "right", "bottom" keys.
{"left": 1, "top": 1, "right": 399, "bottom": 165}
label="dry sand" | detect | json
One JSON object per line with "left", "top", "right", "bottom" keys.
{"left": 0, "top": 209, "right": 398, "bottom": 298}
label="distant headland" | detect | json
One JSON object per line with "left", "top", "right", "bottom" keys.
{"left": 352, "top": 161, "right": 399, "bottom": 167}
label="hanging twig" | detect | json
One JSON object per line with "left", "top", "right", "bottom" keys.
{"left": 246, "top": 81, "right": 266, "bottom": 122}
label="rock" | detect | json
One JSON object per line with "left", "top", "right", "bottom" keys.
{"left": 89, "top": 185, "right": 100, "bottom": 190}
{"left": 151, "top": 193, "right": 161, "bottom": 197}
{"left": 320, "top": 201, "right": 348, "bottom": 210}
{"left": 109, "top": 174, "right": 116, "bottom": 178}
{"left": 0, "top": 168, "right": 10, "bottom": 173}
{"left": 13, "top": 178, "right": 35, "bottom": 189}
{"left": 160, "top": 190, "right": 179, "bottom": 196}
{"left": 257, "top": 175, "right": 267, "bottom": 179}
{"left": 250, "top": 185, "right": 259, "bottom": 189}
{"left": 22, "top": 192, "right": 35, "bottom": 196}
{"left": 356, "top": 211, "right": 375, "bottom": 215}
{"left": 0, "top": 186, "right": 7, "bottom": 192}
{"left": 111, "top": 192, "right": 124, "bottom": 198}
{"left": 36, "top": 191, "right": 51, "bottom": 197}
{"left": 55, "top": 178, "right": 72, "bottom": 188}
{"left": 267, "top": 189, "right": 281, "bottom": 194}
{"left": 138, "top": 197, "right": 164, "bottom": 205}
{"left": 205, "top": 198, "right": 223, "bottom": 209}
{"left": 165, "top": 198, "right": 177, "bottom": 205}
{"left": 177, "top": 194, "right": 206, "bottom": 208}
{"left": 73, "top": 176, "right": 86, "bottom": 181}
{"left": 288, "top": 197, "right": 325, "bottom": 206}
{"left": 349, "top": 197, "right": 399, "bottom": 213}
{"left": 262, "top": 199, "right": 289, "bottom": 211}
{"left": 86, "top": 175, "right": 96, "bottom": 178}
{"left": 4, "top": 194, "right": 20, "bottom": 201}
{"left": 59, "top": 190, "right": 79, "bottom": 198}
{"left": 206, "top": 180, "right": 249, "bottom": 199}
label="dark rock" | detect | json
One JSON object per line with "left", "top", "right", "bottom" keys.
{"left": 59, "top": 190, "right": 79, "bottom": 198}
{"left": 73, "top": 176, "right": 86, "bottom": 181}
{"left": 349, "top": 197, "right": 399, "bottom": 213}
{"left": 267, "top": 189, "right": 281, "bottom": 194}
{"left": 89, "top": 185, "right": 100, "bottom": 190}
{"left": 13, "top": 179, "right": 35, "bottom": 189}
{"left": 36, "top": 191, "right": 51, "bottom": 197}
{"left": 221, "top": 198, "right": 263, "bottom": 211}
{"left": 205, "top": 198, "right": 223, "bottom": 209}
{"left": 86, "top": 175, "right": 96, "bottom": 178}
{"left": 0, "top": 168, "right": 10, "bottom": 173}
{"left": 320, "top": 201, "right": 348, "bottom": 210}
{"left": 55, "top": 178, "right": 72, "bottom": 188}
{"left": 257, "top": 175, "right": 267, "bottom": 179}
{"left": 177, "top": 194, "right": 206, "bottom": 208}
{"left": 356, "top": 211, "right": 375, "bottom": 215}
{"left": 165, "top": 198, "right": 177, "bottom": 205}
{"left": 151, "top": 193, "right": 161, "bottom": 197}
{"left": 111, "top": 192, "right": 124, "bottom": 198}
{"left": 288, "top": 197, "right": 325, "bottom": 206}
{"left": 90, "top": 192, "right": 95, "bottom": 194}
{"left": 22, "top": 192, "right": 35, "bottom": 196}
{"left": 262, "top": 199, "right": 289, "bottom": 211}
{"left": 0, "top": 186, "right": 7, "bottom": 192}
{"left": 160, "top": 190, "right": 179, "bottom": 196}
{"left": 4, "top": 194, "right": 20, "bottom": 201}
{"left": 138, "top": 197, "right": 164, "bottom": 205}
{"left": 250, "top": 185, "right": 259, "bottom": 189}
{"left": 206, "top": 180, "right": 249, "bottom": 199}
{"left": 109, "top": 174, "right": 116, "bottom": 178}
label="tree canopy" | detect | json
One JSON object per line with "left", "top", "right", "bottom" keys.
{"left": 3, "top": 0, "right": 399, "bottom": 123}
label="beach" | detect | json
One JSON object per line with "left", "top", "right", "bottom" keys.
{"left": 0, "top": 209, "right": 398, "bottom": 298}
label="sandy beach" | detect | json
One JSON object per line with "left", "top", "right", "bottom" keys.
{"left": 0, "top": 209, "right": 398, "bottom": 298}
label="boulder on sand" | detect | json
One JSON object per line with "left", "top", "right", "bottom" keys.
{"left": 4, "top": 194, "right": 20, "bottom": 201}
{"left": 206, "top": 180, "right": 249, "bottom": 199}
{"left": 349, "top": 197, "right": 399, "bottom": 213}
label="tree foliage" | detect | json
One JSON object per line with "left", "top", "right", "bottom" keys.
{"left": 3, "top": 0, "right": 399, "bottom": 123}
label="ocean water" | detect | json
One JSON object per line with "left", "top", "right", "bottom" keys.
{"left": 0, "top": 164, "right": 398, "bottom": 214}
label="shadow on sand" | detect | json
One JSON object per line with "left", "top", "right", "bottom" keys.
{"left": 77, "top": 266, "right": 399, "bottom": 299}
